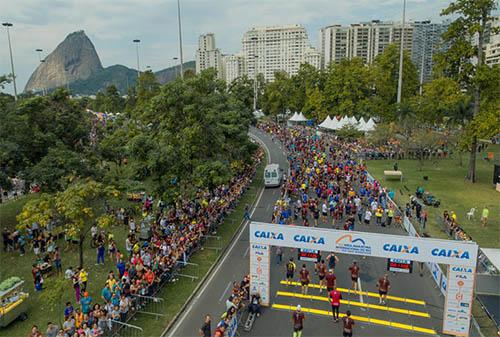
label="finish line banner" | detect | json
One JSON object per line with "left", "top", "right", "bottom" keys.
{"left": 249, "top": 222, "right": 478, "bottom": 267}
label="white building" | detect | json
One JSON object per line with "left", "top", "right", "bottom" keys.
{"left": 195, "top": 33, "right": 222, "bottom": 77}
{"left": 485, "top": 16, "right": 500, "bottom": 66}
{"left": 221, "top": 53, "right": 246, "bottom": 83}
{"left": 319, "top": 21, "right": 414, "bottom": 68}
{"left": 302, "top": 46, "right": 321, "bottom": 69}
{"left": 242, "top": 25, "right": 318, "bottom": 82}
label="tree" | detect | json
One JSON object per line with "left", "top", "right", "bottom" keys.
{"left": 40, "top": 276, "right": 67, "bottom": 326}
{"left": 323, "top": 58, "right": 373, "bottom": 117}
{"left": 261, "top": 71, "right": 293, "bottom": 117}
{"left": 437, "top": 0, "right": 498, "bottom": 182}
{"left": 0, "top": 74, "right": 12, "bottom": 89}
{"left": 415, "top": 77, "right": 468, "bottom": 124}
{"left": 135, "top": 70, "right": 160, "bottom": 112}
{"left": 17, "top": 180, "right": 119, "bottom": 267}
{"left": 372, "top": 44, "right": 419, "bottom": 120}
{"left": 303, "top": 86, "right": 327, "bottom": 121}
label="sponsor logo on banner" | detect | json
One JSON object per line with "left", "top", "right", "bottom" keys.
{"left": 431, "top": 248, "right": 470, "bottom": 260}
{"left": 335, "top": 234, "right": 371, "bottom": 255}
{"left": 254, "top": 230, "right": 284, "bottom": 240}
{"left": 383, "top": 243, "right": 419, "bottom": 254}
{"left": 293, "top": 235, "right": 325, "bottom": 245}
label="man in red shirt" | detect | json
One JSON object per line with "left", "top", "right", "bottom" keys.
{"left": 329, "top": 286, "right": 342, "bottom": 322}
{"left": 299, "top": 264, "right": 310, "bottom": 295}
{"left": 291, "top": 305, "right": 305, "bottom": 337}
{"left": 325, "top": 269, "right": 336, "bottom": 292}
{"left": 342, "top": 310, "right": 355, "bottom": 337}
{"left": 348, "top": 261, "right": 360, "bottom": 294}
{"left": 377, "top": 273, "right": 391, "bottom": 304}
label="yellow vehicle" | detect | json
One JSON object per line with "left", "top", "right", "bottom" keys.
{"left": 0, "top": 279, "right": 29, "bottom": 328}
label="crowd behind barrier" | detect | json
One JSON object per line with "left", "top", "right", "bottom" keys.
{"left": 11, "top": 149, "right": 263, "bottom": 337}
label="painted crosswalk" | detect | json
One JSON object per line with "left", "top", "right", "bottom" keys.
{"left": 272, "top": 303, "right": 437, "bottom": 335}
{"left": 279, "top": 280, "right": 426, "bottom": 305}
{"left": 276, "top": 291, "right": 430, "bottom": 318}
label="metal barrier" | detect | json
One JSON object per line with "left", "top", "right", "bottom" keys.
{"left": 131, "top": 294, "right": 165, "bottom": 320}
{"left": 105, "top": 319, "right": 143, "bottom": 337}
{"left": 203, "top": 235, "right": 223, "bottom": 252}
{"left": 174, "top": 261, "right": 200, "bottom": 281}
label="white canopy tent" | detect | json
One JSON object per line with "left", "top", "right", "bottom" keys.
{"left": 289, "top": 112, "right": 308, "bottom": 122}
{"left": 318, "top": 116, "right": 332, "bottom": 129}
{"left": 253, "top": 109, "right": 265, "bottom": 119}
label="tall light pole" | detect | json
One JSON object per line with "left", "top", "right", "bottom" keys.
{"left": 176, "top": 0, "right": 184, "bottom": 79}
{"left": 419, "top": 30, "right": 427, "bottom": 96}
{"left": 133, "top": 39, "right": 141, "bottom": 78}
{"left": 35, "top": 49, "right": 45, "bottom": 95}
{"left": 252, "top": 55, "right": 259, "bottom": 112}
{"left": 2, "top": 22, "right": 18, "bottom": 101}
{"left": 173, "top": 57, "right": 179, "bottom": 79}
{"left": 396, "top": 0, "right": 406, "bottom": 104}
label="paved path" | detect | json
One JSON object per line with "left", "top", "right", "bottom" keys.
{"left": 165, "top": 127, "right": 445, "bottom": 337}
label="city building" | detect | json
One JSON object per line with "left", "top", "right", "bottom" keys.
{"left": 242, "top": 25, "right": 319, "bottom": 82}
{"left": 319, "top": 21, "right": 413, "bottom": 67}
{"left": 195, "top": 33, "right": 222, "bottom": 77}
{"left": 221, "top": 53, "right": 246, "bottom": 83}
{"left": 411, "top": 21, "right": 449, "bottom": 83}
{"left": 302, "top": 46, "right": 321, "bottom": 69}
{"left": 485, "top": 16, "right": 500, "bottom": 66}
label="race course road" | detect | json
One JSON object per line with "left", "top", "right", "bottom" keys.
{"left": 165, "top": 127, "right": 445, "bottom": 337}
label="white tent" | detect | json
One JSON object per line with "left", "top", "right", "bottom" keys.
{"left": 337, "top": 116, "right": 348, "bottom": 129}
{"left": 298, "top": 112, "right": 308, "bottom": 121}
{"left": 289, "top": 112, "right": 308, "bottom": 122}
{"left": 358, "top": 117, "right": 376, "bottom": 131}
{"left": 327, "top": 116, "right": 341, "bottom": 130}
{"left": 318, "top": 116, "right": 332, "bottom": 129}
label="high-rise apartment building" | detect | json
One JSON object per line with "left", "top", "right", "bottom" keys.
{"left": 411, "top": 21, "right": 449, "bottom": 83}
{"left": 221, "top": 53, "right": 246, "bottom": 83}
{"left": 242, "top": 25, "right": 319, "bottom": 82}
{"left": 485, "top": 16, "right": 500, "bottom": 66}
{"left": 319, "top": 21, "right": 413, "bottom": 67}
{"left": 195, "top": 33, "right": 222, "bottom": 77}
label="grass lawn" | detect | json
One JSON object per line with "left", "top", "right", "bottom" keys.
{"left": 365, "top": 145, "right": 500, "bottom": 248}
{"left": 0, "top": 159, "right": 265, "bottom": 337}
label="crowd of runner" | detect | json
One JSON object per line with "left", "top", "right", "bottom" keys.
{"left": 257, "top": 122, "right": 405, "bottom": 337}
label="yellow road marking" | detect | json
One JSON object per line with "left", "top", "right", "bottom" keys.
{"left": 276, "top": 291, "right": 430, "bottom": 318}
{"left": 272, "top": 303, "right": 437, "bottom": 335}
{"left": 280, "top": 280, "right": 426, "bottom": 306}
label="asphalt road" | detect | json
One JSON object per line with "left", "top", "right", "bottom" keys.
{"left": 165, "top": 127, "right": 445, "bottom": 337}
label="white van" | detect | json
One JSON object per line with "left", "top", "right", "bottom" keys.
{"left": 264, "top": 163, "right": 282, "bottom": 187}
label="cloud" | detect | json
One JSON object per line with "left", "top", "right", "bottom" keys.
{"left": 0, "top": 0, "right": 450, "bottom": 94}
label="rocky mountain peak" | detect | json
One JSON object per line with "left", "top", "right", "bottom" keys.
{"left": 24, "top": 30, "right": 103, "bottom": 92}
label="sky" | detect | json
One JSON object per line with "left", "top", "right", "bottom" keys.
{"left": 1, "top": 0, "right": 452, "bottom": 94}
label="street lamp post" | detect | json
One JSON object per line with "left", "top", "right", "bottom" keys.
{"left": 176, "top": 0, "right": 184, "bottom": 79}
{"left": 173, "top": 57, "right": 179, "bottom": 79}
{"left": 35, "top": 48, "right": 45, "bottom": 95}
{"left": 252, "top": 55, "right": 259, "bottom": 112}
{"left": 396, "top": 0, "right": 406, "bottom": 104}
{"left": 133, "top": 39, "right": 141, "bottom": 78}
{"left": 2, "top": 22, "right": 18, "bottom": 101}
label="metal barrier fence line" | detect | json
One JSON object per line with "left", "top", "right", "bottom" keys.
{"left": 106, "top": 319, "right": 143, "bottom": 337}
{"left": 203, "top": 235, "right": 223, "bottom": 252}
{"left": 132, "top": 294, "right": 165, "bottom": 320}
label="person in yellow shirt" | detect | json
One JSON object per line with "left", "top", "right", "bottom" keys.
{"left": 481, "top": 206, "right": 489, "bottom": 227}
{"left": 74, "top": 308, "right": 84, "bottom": 328}
{"left": 79, "top": 268, "right": 88, "bottom": 291}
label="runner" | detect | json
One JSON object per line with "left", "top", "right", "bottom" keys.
{"left": 363, "top": 209, "right": 372, "bottom": 226}
{"left": 325, "top": 269, "right": 337, "bottom": 292}
{"left": 299, "top": 264, "right": 310, "bottom": 295}
{"left": 342, "top": 310, "right": 355, "bottom": 337}
{"left": 348, "top": 261, "right": 360, "bottom": 294}
{"left": 329, "top": 286, "right": 342, "bottom": 322}
{"left": 326, "top": 252, "right": 339, "bottom": 272}
{"left": 321, "top": 202, "right": 328, "bottom": 224}
{"left": 291, "top": 305, "right": 305, "bottom": 337}
{"left": 286, "top": 258, "right": 296, "bottom": 286}
{"left": 317, "top": 259, "right": 327, "bottom": 293}
{"left": 377, "top": 273, "right": 391, "bottom": 304}
{"left": 198, "top": 314, "right": 211, "bottom": 337}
